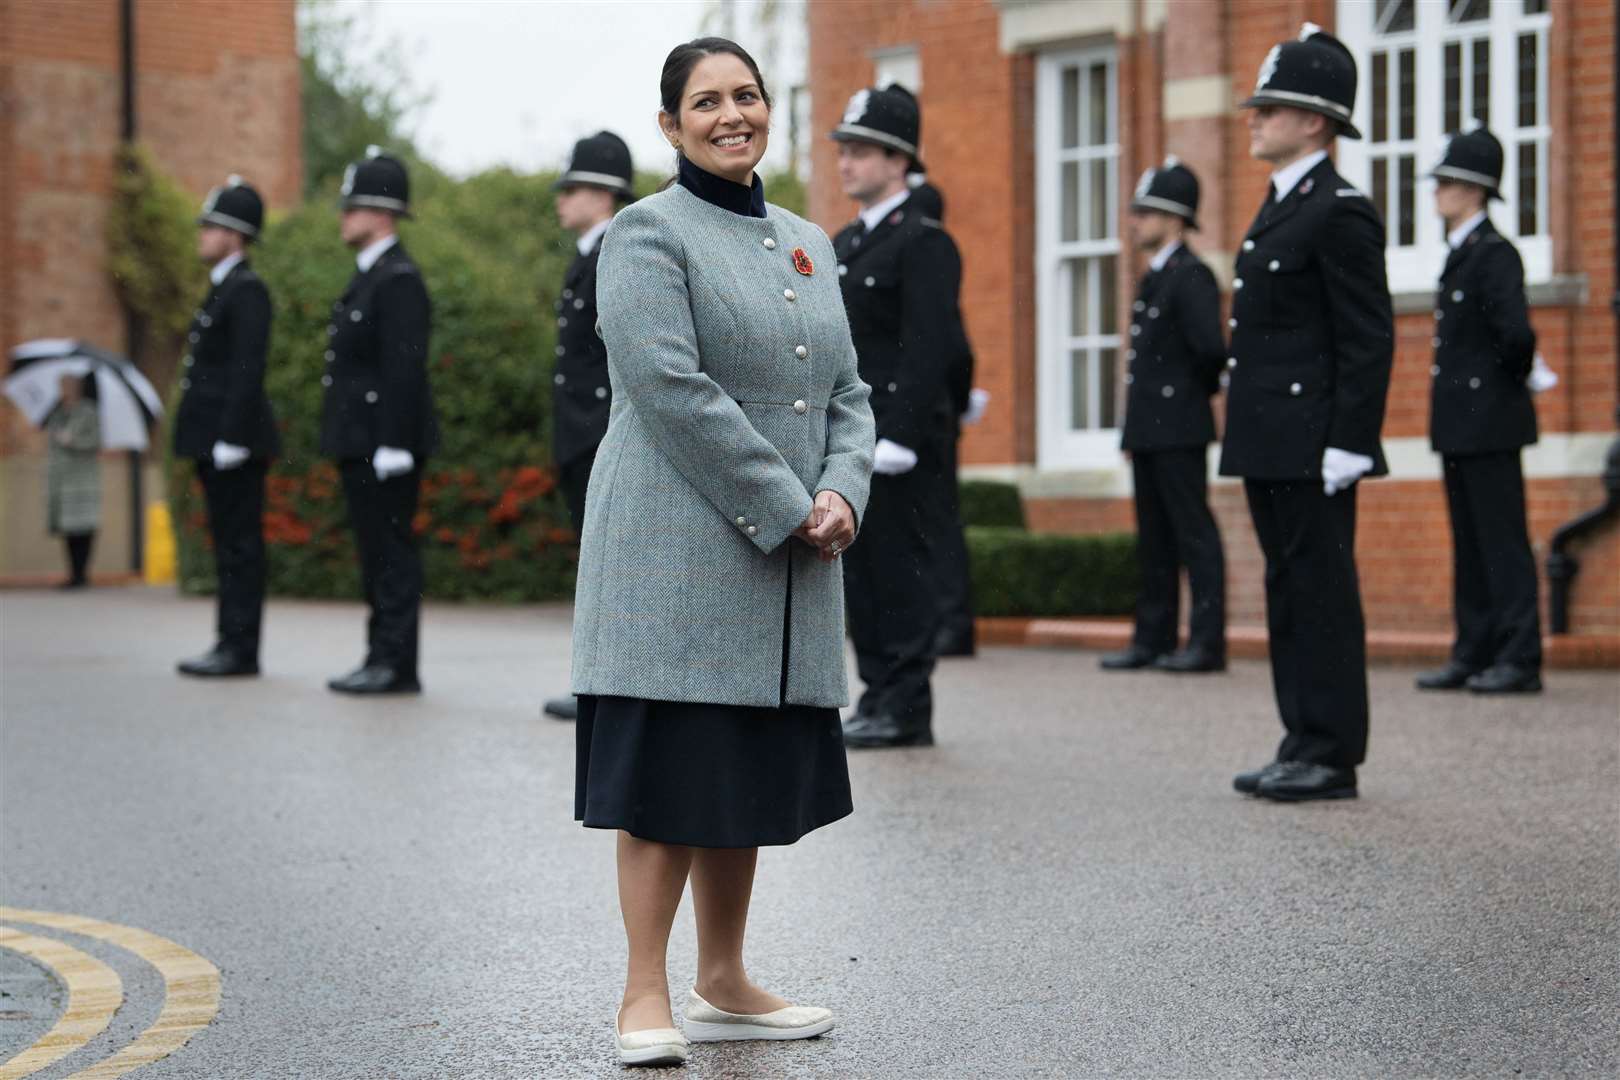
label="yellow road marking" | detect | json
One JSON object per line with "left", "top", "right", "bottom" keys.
{"left": 0, "top": 927, "right": 123, "bottom": 1080}
{"left": 0, "top": 909, "right": 220, "bottom": 1080}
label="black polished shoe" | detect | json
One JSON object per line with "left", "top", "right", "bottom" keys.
{"left": 1154, "top": 647, "right": 1226, "bottom": 673}
{"left": 1099, "top": 644, "right": 1164, "bottom": 671}
{"left": 1416, "top": 661, "right": 1476, "bottom": 690}
{"left": 327, "top": 664, "right": 421, "bottom": 695}
{"left": 841, "top": 712, "right": 934, "bottom": 749}
{"left": 1466, "top": 663, "right": 1542, "bottom": 694}
{"left": 542, "top": 696, "right": 578, "bottom": 720}
{"left": 1233, "top": 760, "right": 1287, "bottom": 795}
{"left": 1255, "top": 761, "right": 1358, "bottom": 802}
{"left": 177, "top": 647, "right": 259, "bottom": 678}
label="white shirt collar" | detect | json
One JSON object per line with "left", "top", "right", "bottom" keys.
{"left": 576, "top": 218, "right": 611, "bottom": 257}
{"left": 1149, "top": 239, "right": 1182, "bottom": 273}
{"left": 1447, "top": 210, "right": 1488, "bottom": 249}
{"left": 859, "top": 188, "right": 912, "bottom": 233}
{"left": 209, "top": 251, "right": 244, "bottom": 286}
{"left": 356, "top": 233, "right": 399, "bottom": 273}
{"left": 1270, "top": 149, "right": 1329, "bottom": 202}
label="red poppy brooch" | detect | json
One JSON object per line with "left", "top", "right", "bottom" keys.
{"left": 792, "top": 247, "right": 814, "bottom": 276}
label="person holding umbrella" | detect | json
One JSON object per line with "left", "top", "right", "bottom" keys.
{"left": 45, "top": 373, "right": 102, "bottom": 588}
{"left": 174, "top": 176, "right": 280, "bottom": 678}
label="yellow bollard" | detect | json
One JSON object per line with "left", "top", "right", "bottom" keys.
{"left": 144, "top": 500, "right": 177, "bottom": 585}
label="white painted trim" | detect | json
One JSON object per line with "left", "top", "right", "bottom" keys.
{"left": 1163, "top": 75, "right": 1233, "bottom": 121}
{"left": 997, "top": 0, "right": 1135, "bottom": 52}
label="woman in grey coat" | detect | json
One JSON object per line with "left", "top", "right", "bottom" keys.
{"left": 46, "top": 374, "right": 102, "bottom": 588}
{"left": 571, "top": 38, "right": 875, "bottom": 1068}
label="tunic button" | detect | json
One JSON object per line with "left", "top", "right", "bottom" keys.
{"left": 746, "top": 525, "right": 758, "bottom": 537}
{"left": 1126, "top": 349, "right": 1136, "bottom": 360}
{"left": 864, "top": 276, "right": 876, "bottom": 287}
{"left": 595, "top": 386, "right": 608, "bottom": 399}
{"left": 555, "top": 345, "right": 565, "bottom": 357}
{"left": 1123, "top": 374, "right": 1134, "bottom": 385}
{"left": 563, "top": 289, "right": 573, "bottom": 299}
{"left": 1469, "top": 376, "right": 1482, "bottom": 389}
{"left": 887, "top": 382, "right": 898, "bottom": 392}
{"left": 1227, "top": 357, "right": 1238, "bottom": 369}
{"left": 327, "top": 325, "right": 337, "bottom": 337}
{"left": 1289, "top": 382, "right": 1302, "bottom": 396}
{"left": 188, "top": 331, "right": 199, "bottom": 343}
{"left": 838, "top": 265, "right": 848, "bottom": 276}
{"left": 324, "top": 349, "right": 335, "bottom": 362}
{"left": 350, "top": 309, "right": 363, "bottom": 322}
{"left": 179, "top": 378, "right": 191, "bottom": 390}
{"left": 1161, "top": 385, "right": 1175, "bottom": 398}
{"left": 795, "top": 345, "right": 808, "bottom": 359}
{"left": 763, "top": 237, "right": 777, "bottom": 250}
{"left": 1148, "top": 307, "right": 1159, "bottom": 319}
{"left": 1268, "top": 260, "right": 1280, "bottom": 272}
{"left": 1242, "top": 240, "right": 1255, "bottom": 252}
{"left": 1432, "top": 336, "right": 1443, "bottom": 348}
{"left": 793, "top": 400, "right": 808, "bottom": 414}
{"left": 1452, "top": 289, "right": 1464, "bottom": 302}
{"left": 1233, "top": 278, "right": 1244, "bottom": 290}
{"left": 1431, "top": 365, "right": 1441, "bottom": 377}
{"left": 559, "top": 317, "right": 570, "bottom": 328}
{"left": 199, "top": 314, "right": 212, "bottom": 327}
{"left": 1130, "top": 325, "right": 1141, "bottom": 337}
{"left": 183, "top": 355, "right": 194, "bottom": 367}
{"left": 365, "top": 390, "right": 378, "bottom": 403}
{"left": 1133, "top": 300, "right": 1145, "bottom": 313}
{"left": 783, "top": 288, "right": 796, "bottom": 301}
{"left": 1435, "top": 310, "right": 1444, "bottom": 320}
{"left": 321, "top": 374, "right": 333, "bottom": 387}
{"left": 333, "top": 301, "right": 343, "bottom": 312}
{"left": 573, "top": 298, "right": 585, "bottom": 310}
{"left": 1229, "top": 318, "right": 1238, "bottom": 329}
{"left": 555, "top": 374, "right": 566, "bottom": 385}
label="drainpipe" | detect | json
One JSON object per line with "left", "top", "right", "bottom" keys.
{"left": 120, "top": 0, "right": 144, "bottom": 575}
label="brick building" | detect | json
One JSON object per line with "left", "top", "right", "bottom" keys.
{"left": 0, "top": 0, "right": 301, "bottom": 578}
{"left": 807, "top": 0, "right": 1619, "bottom": 639}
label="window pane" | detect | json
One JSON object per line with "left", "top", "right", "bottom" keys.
{"left": 1088, "top": 62, "right": 1109, "bottom": 146}
{"left": 1067, "top": 258, "right": 1091, "bottom": 337}
{"left": 1444, "top": 43, "right": 1461, "bottom": 132}
{"left": 1472, "top": 39, "right": 1490, "bottom": 125}
{"left": 1088, "top": 158, "right": 1109, "bottom": 239}
{"left": 1376, "top": 0, "right": 1414, "bottom": 33}
{"left": 1524, "top": 0, "right": 1548, "bottom": 12}
{"left": 1398, "top": 155, "right": 1415, "bottom": 247}
{"left": 1518, "top": 33, "right": 1539, "bottom": 127}
{"left": 1070, "top": 349, "right": 1090, "bottom": 430}
{"left": 1061, "top": 66, "right": 1080, "bottom": 149}
{"left": 1372, "top": 157, "right": 1389, "bottom": 243}
{"left": 1061, "top": 161, "right": 1078, "bottom": 242}
{"left": 1450, "top": 0, "right": 1490, "bottom": 22}
{"left": 1097, "top": 255, "right": 1118, "bottom": 335}
{"left": 1518, "top": 141, "right": 1539, "bottom": 234}
{"left": 1098, "top": 347, "right": 1118, "bottom": 429}
{"left": 1398, "top": 49, "right": 1416, "bottom": 141}
{"left": 1372, "top": 51, "right": 1389, "bottom": 142}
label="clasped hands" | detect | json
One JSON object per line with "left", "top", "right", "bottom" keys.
{"left": 793, "top": 490, "right": 856, "bottom": 563}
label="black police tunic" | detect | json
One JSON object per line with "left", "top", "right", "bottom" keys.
{"left": 573, "top": 158, "right": 853, "bottom": 849}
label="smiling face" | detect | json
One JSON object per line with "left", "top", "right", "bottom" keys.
{"left": 658, "top": 52, "right": 770, "bottom": 185}
{"left": 1247, "top": 104, "right": 1330, "bottom": 165}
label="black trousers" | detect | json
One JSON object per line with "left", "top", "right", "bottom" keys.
{"left": 923, "top": 430, "right": 974, "bottom": 644}
{"left": 841, "top": 465, "right": 939, "bottom": 731}
{"left": 1130, "top": 448, "right": 1226, "bottom": 655}
{"left": 339, "top": 460, "right": 423, "bottom": 675}
{"left": 63, "top": 532, "right": 94, "bottom": 584}
{"left": 1244, "top": 479, "right": 1368, "bottom": 769}
{"left": 199, "top": 459, "right": 268, "bottom": 657}
{"left": 1442, "top": 452, "right": 1542, "bottom": 670}
{"left": 559, "top": 448, "right": 597, "bottom": 535}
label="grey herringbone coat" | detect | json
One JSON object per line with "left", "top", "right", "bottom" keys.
{"left": 570, "top": 184, "right": 875, "bottom": 708}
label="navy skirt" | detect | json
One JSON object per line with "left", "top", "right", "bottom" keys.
{"left": 574, "top": 695, "right": 853, "bottom": 848}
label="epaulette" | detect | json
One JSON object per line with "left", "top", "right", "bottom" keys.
{"left": 919, "top": 216, "right": 944, "bottom": 230}
{"left": 1335, "top": 187, "right": 1365, "bottom": 198}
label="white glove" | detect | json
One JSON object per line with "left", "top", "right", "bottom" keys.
{"left": 1322, "top": 446, "right": 1375, "bottom": 496}
{"left": 1528, "top": 353, "right": 1558, "bottom": 394}
{"left": 211, "top": 441, "right": 250, "bottom": 471}
{"left": 961, "top": 388, "right": 991, "bottom": 426}
{"left": 872, "top": 438, "right": 919, "bottom": 476}
{"left": 373, "top": 446, "right": 416, "bottom": 481}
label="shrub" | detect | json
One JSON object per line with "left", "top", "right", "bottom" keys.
{"left": 959, "top": 479, "right": 1026, "bottom": 529}
{"left": 967, "top": 527, "right": 1137, "bottom": 617}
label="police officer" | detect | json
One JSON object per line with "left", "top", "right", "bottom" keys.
{"left": 831, "top": 85, "right": 960, "bottom": 748}
{"left": 1416, "top": 124, "right": 1543, "bottom": 695}
{"left": 542, "top": 131, "right": 634, "bottom": 722}
{"left": 320, "top": 147, "right": 439, "bottom": 695}
{"left": 1100, "top": 158, "right": 1227, "bottom": 674}
{"left": 175, "top": 176, "right": 280, "bottom": 678}
{"left": 1224, "top": 25, "right": 1394, "bottom": 802}
{"left": 906, "top": 176, "right": 978, "bottom": 658}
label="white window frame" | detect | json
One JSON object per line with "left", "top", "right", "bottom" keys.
{"left": 1337, "top": 0, "right": 1554, "bottom": 294}
{"left": 871, "top": 45, "right": 921, "bottom": 92}
{"left": 1035, "top": 44, "right": 1122, "bottom": 471}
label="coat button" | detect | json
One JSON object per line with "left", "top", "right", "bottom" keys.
{"left": 795, "top": 345, "right": 808, "bottom": 359}
{"left": 188, "top": 331, "right": 199, "bottom": 343}
{"left": 864, "top": 276, "right": 876, "bottom": 287}
{"left": 1289, "top": 382, "right": 1302, "bottom": 395}
{"left": 887, "top": 381, "right": 898, "bottom": 392}
{"left": 793, "top": 399, "right": 807, "bottom": 414}
{"left": 1227, "top": 357, "right": 1237, "bottom": 369}
{"left": 199, "top": 314, "right": 212, "bottom": 328}
{"left": 1133, "top": 300, "right": 1145, "bottom": 312}
{"left": 555, "top": 345, "right": 565, "bottom": 357}
{"left": 555, "top": 374, "right": 566, "bottom": 385}
{"left": 365, "top": 390, "right": 378, "bottom": 403}
{"left": 179, "top": 378, "right": 191, "bottom": 390}
{"left": 746, "top": 525, "right": 758, "bottom": 537}
{"left": 324, "top": 349, "right": 335, "bottom": 362}
{"left": 350, "top": 309, "right": 363, "bottom": 322}
{"left": 321, "top": 374, "right": 333, "bottom": 387}
{"left": 1452, "top": 289, "right": 1465, "bottom": 302}
{"left": 763, "top": 237, "right": 777, "bottom": 250}
{"left": 1161, "top": 385, "right": 1174, "bottom": 398}
{"left": 1123, "top": 373, "right": 1134, "bottom": 385}
{"left": 1229, "top": 318, "right": 1238, "bottom": 329}
{"left": 1469, "top": 376, "right": 1482, "bottom": 389}
{"left": 1147, "top": 306, "right": 1159, "bottom": 319}
{"left": 783, "top": 288, "right": 796, "bottom": 301}
{"left": 1242, "top": 239, "right": 1255, "bottom": 252}
{"left": 1233, "top": 277, "right": 1244, "bottom": 290}
{"left": 736, "top": 516, "right": 747, "bottom": 526}
{"left": 595, "top": 386, "right": 608, "bottom": 399}
{"left": 558, "top": 317, "right": 568, "bottom": 327}
{"left": 1431, "top": 365, "right": 1441, "bottom": 376}
{"left": 1268, "top": 259, "right": 1280, "bottom": 272}
{"left": 573, "top": 298, "right": 585, "bottom": 310}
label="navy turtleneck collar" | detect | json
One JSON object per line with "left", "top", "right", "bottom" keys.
{"left": 677, "top": 156, "right": 767, "bottom": 218}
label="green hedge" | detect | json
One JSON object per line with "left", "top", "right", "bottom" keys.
{"left": 967, "top": 527, "right": 1137, "bottom": 617}
{"left": 959, "top": 479, "right": 1026, "bottom": 529}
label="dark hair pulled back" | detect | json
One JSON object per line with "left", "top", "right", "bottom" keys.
{"left": 659, "top": 37, "right": 773, "bottom": 124}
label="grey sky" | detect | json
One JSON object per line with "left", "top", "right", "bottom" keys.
{"left": 326, "top": 0, "right": 809, "bottom": 179}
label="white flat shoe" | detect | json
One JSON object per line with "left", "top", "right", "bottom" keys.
{"left": 616, "top": 1008, "right": 689, "bottom": 1067}
{"left": 683, "top": 988, "right": 835, "bottom": 1042}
